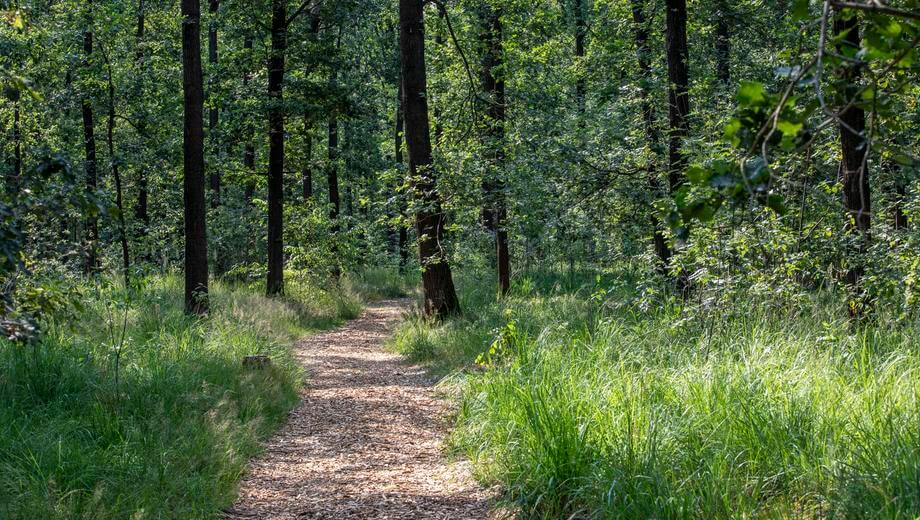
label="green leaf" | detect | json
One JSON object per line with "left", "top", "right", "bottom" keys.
{"left": 737, "top": 82, "right": 767, "bottom": 107}
{"left": 792, "top": 0, "right": 810, "bottom": 20}
{"left": 766, "top": 194, "right": 787, "bottom": 215}
{"left": 687, "top": 165, "right": 711, "bottom": 184}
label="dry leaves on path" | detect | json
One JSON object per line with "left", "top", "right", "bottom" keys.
{"left": 225, "top": 300, "right": 495, "bottom": 519}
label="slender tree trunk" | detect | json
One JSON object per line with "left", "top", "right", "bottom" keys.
{"left": 328, "top": 113, "right": 341, "bottom": 279}
{"left": 301, "top": 10, "right": 320, "bottom": 202}
{"left": 574, "top": 0, "right": 586, "bottom": 125}
{"left": 714, "top": 0, "right": 731, "bottom": 85}
{"left": 266, "top": 0, "right": 287, "bottom": 296}
{"left": 395, "top": 80, "right": 409, "bottom": 271}
{"left": 181, "top": 0, "right": 209, "bottom": 315}
{"left": 82, "top": 8, "right": 99, "bottom": 274}
{"left": 303, "top": 123, "right": 313, "bottom": 199}
{"left": 10, "top": 100, "right": 21, "bottom": 193}
{"left": 892, "top": 175, "right": 908, "bottom": 231}
{"left": 666, "top": 0, "right": 691, "bottom": 294}
{"left": 105, "top": 53, "right": 131, "bottom": 285}
{"left": 208, "top": 0, "right": 221, "bottom": 206}
{"left": 834, "top": 12, "right": 870, "bottom": 299}
{"left": 399, "top": 0, "right": 460, "bottom": 317}
{"left": 480, "top": 4, "right": 510, "bottom": 296}
{"left": 631, "top": 0, "right": 671, "bottom": 273}
{"left": 134, "top": 0, "right": 150, "bottom": 244}
{"left": 243, "top": 32, "right": 256, "bottom": 204}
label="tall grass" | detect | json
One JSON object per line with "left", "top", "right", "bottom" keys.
{"left": 391, "top": 269, "right": 920, "bottom": 518}
{"left": 0, "top": 273, "right": 363, "bottom": 519}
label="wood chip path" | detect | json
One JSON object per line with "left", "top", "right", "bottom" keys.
{"left": 225, "top": 300, "right": 494, "bottom": 519}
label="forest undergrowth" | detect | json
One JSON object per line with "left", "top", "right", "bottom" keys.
{"left": 0, "top": 270, "right": 409, "bottom": 519}
{"left": 391, "top": 267, "right": 920, "bottom": 519}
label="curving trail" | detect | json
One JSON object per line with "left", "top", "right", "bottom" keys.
{"left": 225, "top": 300, "right": 493, "bottom": 519}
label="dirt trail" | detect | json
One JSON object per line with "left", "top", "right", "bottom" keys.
{"left": 226, "top": 300, "right": 493, "bottom": 519}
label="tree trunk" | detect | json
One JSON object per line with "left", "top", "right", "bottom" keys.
{"left": 480, "top": 4, "right": 510, "bottom": 296}
{"left": 134, "top": 0, "right": 150, "bottom": 242}
{"left": 303, "top": 124, "right": 313, "bottom": 199}
{"left": 834, "top": 12, "right": 870, "bottom": 296}
{"left": 666, "top": 0, "right": 691, "bottom": 294}
{"left": 395, "top": 80, "right": 409, "bottom": 271}
{"left": 10, "top": 100, "right": 21, "bottom": 194}
{"left": 574, "top": 0, "right": 586, "bottom": 125}
{"left": 82, "top": 9, "right": 99, "bottom": 274}
{"left": 266, "top": 0, "right": 287, "bottom": 296}
{"left": 328, "top": 113, "right": 341, "bottom": 279}
{"left": 208, "top": 0, "right": 221, "bottom": 206}
{"left": 399, "top": 0, "right": 460, "bottom": 317}
{"left": 243, "top": 32, "right": 256, "bottom": 204}
{"left": 181, "top": 0, "right": 209, "bottom": 315}
{"left": 714, "top": 0, "right": 731, "bottom": 85}
{"left": 105, "top": 53, "right": 131, "bottom": 286}
{"left": 631, "top": 0, "right": 671, "bottom": 273}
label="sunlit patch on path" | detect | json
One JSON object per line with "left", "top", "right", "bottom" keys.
{"left": 225, "top": 300, "right": 493, "bottom": 519}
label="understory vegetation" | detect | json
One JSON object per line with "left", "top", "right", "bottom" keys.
{"left": 393, "top": 268, "right": 920, "bottom": 518}
{"left": 0, "top": 273, "right": 366, "bottom": 518}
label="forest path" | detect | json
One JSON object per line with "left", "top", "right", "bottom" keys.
{"left": 225, "top": 300, "right": 493, "bottom": 519}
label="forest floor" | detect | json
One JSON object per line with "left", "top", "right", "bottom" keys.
{"left": 225, "top": 299, "right": 494, "bottom": 519}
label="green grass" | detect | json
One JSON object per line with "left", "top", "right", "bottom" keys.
{"left": 390, "top": 268, "right": 920, "bottom": 518}
{"left": 0, "top": 272, "right": 364, "bottom": 519}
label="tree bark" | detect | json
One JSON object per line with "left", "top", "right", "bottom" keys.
{"left": 134, "top": 0, "right": 150, "bottom": 242}
{"left": 10, "top": 101, "right": 21, "bottom": 194}
{"left": 399, "top": 0, "right": 460, "bottom": 317}
{"left": 182, "top": 0, "right": 210, "bottom": 314}
{"left": 243, "top": 32, "right": 256, "bottom": 204}
{"left": 631, "top": 0, "right": 672, "bottom": 273}
{"left": 480, "top": 3, "right": 510, "bottom": 296}
{"left": 303, "top": 124, "right": 313, "bottom": 199}
{"left": 266, "top": 0, "right": 287, "bottom": 296}
{"left": 82, "top": 7, "right": 99, "bottom": 274}
{"left": 395, "top": 79, "right": 409, "bottom": 271}
{"left": 208, "top": 0, "right": 221, "bottom": 206}
{"left": 834, "top": 12, "right": 870, "bottom": 295}
{"left": 574, "top": 0, "right": 587, "bottom": 125}
{"left": 665, "top": 0, "right": 690, "bottom": 194}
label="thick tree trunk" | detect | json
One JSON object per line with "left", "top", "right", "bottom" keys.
{"left": 480, "top": 4, "right": 510, "bottom": 296}
{"left": 714, "top": 0, "right": 731, "bottom": 85}
{"left": 834, "top": 12, "right": 870, "bottom": 295}
{"left": 82, "top": 11, "right": 99, "bottom": 274}
{"left": 399, "top": 0, "right": 460, "bottom": 317}
{"left": 631, "top": 0, "right": 671, "bottom": 273}
{"left": 266, "top": 0, "right": 287, "bottom": 296}
{"left": 328, "top": 114, "right": 341, "bottom": 279}
{"left": 208, "top": 0, "right": 221, "bottom": 206}
{"left": 181, "top": 0, "right": 210, "bottom": 314}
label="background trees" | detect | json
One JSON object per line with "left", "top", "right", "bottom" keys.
{"left": 0, "top": 0, "right": 916, "bottom": 326}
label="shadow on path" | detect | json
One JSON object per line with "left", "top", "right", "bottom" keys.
{"left": 225, "top": 300, "right": 494, "bottom": 519}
